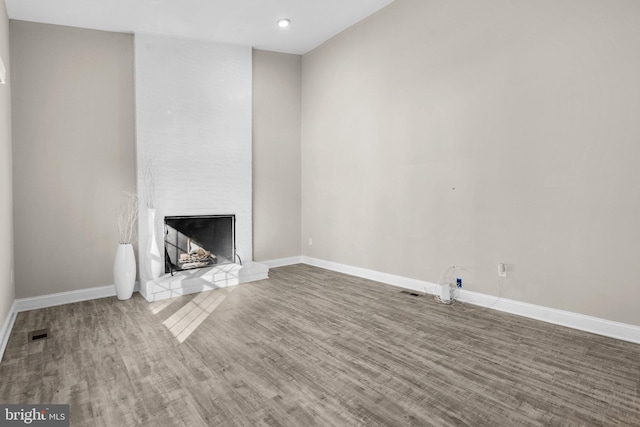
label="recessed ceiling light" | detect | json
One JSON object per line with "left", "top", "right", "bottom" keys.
{"left": 278, "top": 19, "right": 291, "bottom": 28}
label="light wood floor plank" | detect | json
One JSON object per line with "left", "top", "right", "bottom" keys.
{"left": 1, "top": 264, "right": 639, "bottom": 426}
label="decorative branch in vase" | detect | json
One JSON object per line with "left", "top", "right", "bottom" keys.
{"left": 117, "top": 192, "right": 138, "bottom": 244}
{"left": 114, "top": 192, "right": 138, "bottom": 300}
{"left": 141, "top": 158, "right": 156, "bottom": 210}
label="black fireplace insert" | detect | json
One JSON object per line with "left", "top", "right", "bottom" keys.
{"left": 164, "top": 215, "right": 236, "bottom": 274}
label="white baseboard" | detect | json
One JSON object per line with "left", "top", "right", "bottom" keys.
{"left": 260, "top": 256, "right": 304, "bottom": 268}
{"left": 14, "top": 284, "right": 118, "bottom": 312}
{"left": 302, "top": 256, "right": 441, "bottom": 295}
{"left": 0, "top": 300, "right": 18, "bottom": 363}
{"left": 456, "top": 289, "right": 640, "bottom": 344}
{"left": 301, "top": 256, "right": 640, "bottom": 345}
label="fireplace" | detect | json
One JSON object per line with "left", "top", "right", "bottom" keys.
{"left": 164, "top": 215, "right": 236, "bottom": 274}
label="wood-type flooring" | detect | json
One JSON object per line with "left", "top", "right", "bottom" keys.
{"left": 1, "top": 264, "right": 639, "bottom": 426}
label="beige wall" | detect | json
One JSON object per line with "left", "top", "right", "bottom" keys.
{"left": 0, "top": 0, "right": 14, "bottom": 326}
{"left": 252, "top": 49, "right": 302, "bottom": 261}
{"left": 302, "top": 0, "right": 640, "bottom": 326}
{"left": 10, "top": 21, "right": 135, "bottom": 298}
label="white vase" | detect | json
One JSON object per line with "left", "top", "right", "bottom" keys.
{"left": 114, "top": 243, "right": 136, "bottom": 300}
{"left": 147, "top": 208, "right": 163, "bottom": 280}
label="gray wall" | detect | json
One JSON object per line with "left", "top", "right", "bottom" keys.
{"left": 10, "top": 21, "right": 135, "bottom": 298}
{"left": 0, "top": 0, "right": 14, "bottom": 327}
{"left": 301, "top": 0, "right": 640, "bottom": 326}
{"left": 252, "top": 50, "right": 302, "bottom": 261}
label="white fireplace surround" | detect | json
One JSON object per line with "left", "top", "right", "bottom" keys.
{"left": 134, "top": 34, "right": 268, "bottom": 301}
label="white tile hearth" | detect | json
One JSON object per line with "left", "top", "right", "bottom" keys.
{"left": 146, "top": 262, "right": 269, "bottom": 302}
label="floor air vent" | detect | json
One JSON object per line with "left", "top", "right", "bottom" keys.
{"left": 28, "top": 329, "right": 48, "bottom": 342}
{"left": 400, "top": 290, "right": 422, "bottom": 297}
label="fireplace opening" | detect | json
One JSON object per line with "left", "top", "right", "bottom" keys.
{"left": 164, "top": 215, "right": 235, "bottom": 274}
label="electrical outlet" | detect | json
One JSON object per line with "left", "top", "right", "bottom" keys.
{"left": 456, "top": 277, "right": 462, "bottom": 288}
{"left": 308, "top": 238, "right": 313, "bottom": 246}
{"left": 498, "top": 263, "right": 507, "bottom": 277}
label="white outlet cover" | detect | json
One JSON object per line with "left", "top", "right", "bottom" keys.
{"left": 498, "top": 263, "right": 507, "bottom": 277}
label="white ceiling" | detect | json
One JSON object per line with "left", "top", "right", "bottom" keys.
{"left": 5, "top": 0, "right": 394, "bottom": 55}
